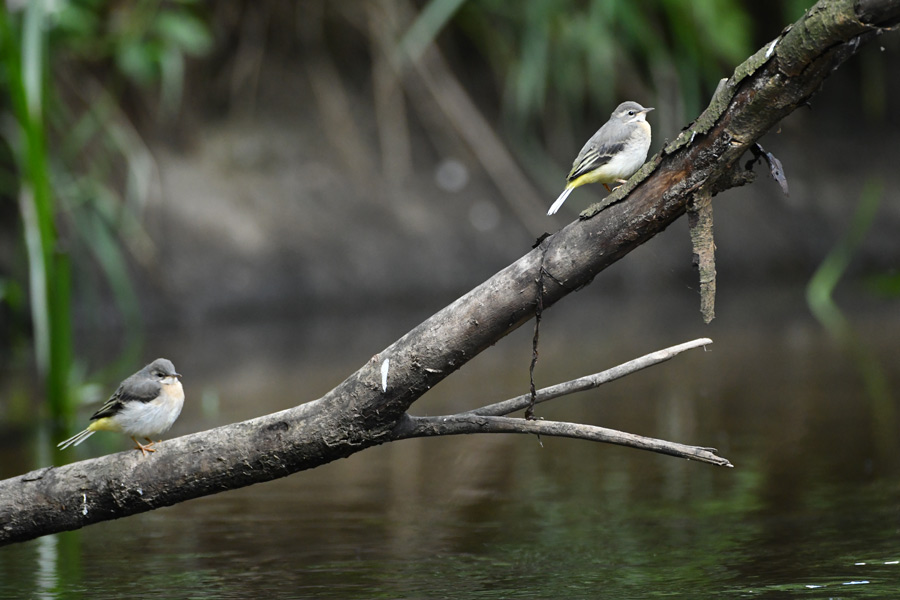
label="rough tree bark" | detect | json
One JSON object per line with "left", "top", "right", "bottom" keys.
{"left": 1, "top": 0, "right": 898, "bottom": 546}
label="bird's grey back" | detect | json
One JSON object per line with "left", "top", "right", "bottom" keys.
{"left": 582, "top": 117, "right": 629, "bottom": 155}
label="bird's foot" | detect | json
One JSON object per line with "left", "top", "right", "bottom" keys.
{"left": 607, "top": 179, "right": 630, "bottom": 192}
{"left": 131, "top": 437, "right": 157, "bottom": 455}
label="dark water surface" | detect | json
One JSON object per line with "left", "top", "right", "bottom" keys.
{"left": 1, "top": 284, "right": 898, "bottom": 599}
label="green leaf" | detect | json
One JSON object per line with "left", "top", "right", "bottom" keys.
{"left": 115, "top": 38, "right": 159, "bottom": 86}
{"left": 53, "top": 3, "right": 101, "bottom": 39}
{"left": 153, "top": 11, "right": 213, "bottom": 57}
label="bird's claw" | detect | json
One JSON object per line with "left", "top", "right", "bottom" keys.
{"left": 132, "top": 437, "right": 157, "bottom": 456}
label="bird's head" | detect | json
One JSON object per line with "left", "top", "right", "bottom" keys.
{"left": 613, "top": 101, "right": 654, "bottom": 124}
{"left": 146, "top": 358, "right": 182, "bottom": 383}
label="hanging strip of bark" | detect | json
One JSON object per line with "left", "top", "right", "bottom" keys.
{"left": 689, "top": 189, "right": 717, "bottom": 324}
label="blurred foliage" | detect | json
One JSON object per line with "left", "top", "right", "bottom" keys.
{"left": 0, "top": 0, "right": 211, "bottom": 420}
{"left": 806, "top": 179, "right": 892, "bottom": 420}
{"left": 806, "top": 179, "right": 883, "bottom": 339}
{"left": 452, "top": 0, "right": 755, "bottom": 126}
{"left": 0, "top": 1, "right": 71, "bottom": 416}
{"left": 866, "top": 272, "right": 900, "bottom": 298}
{"left": 51, "top": 0, "right": 213, "bottom": 113}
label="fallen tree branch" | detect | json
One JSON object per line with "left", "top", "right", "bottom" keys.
{"left": 1, "top": 0, "right": 898, "bottom": 547}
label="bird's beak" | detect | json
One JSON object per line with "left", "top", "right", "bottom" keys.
{"left": 173, "top": 372, "right": 183, "bottom": 379}
{"left": 642, "top": 107, "right": 655, "bottom": 113}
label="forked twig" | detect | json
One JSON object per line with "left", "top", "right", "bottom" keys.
{"left": 392, "top": 338, "right": 730, "bottom": 467}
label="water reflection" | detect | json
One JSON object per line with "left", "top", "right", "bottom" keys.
{"left": 1, "top": 286, "right": 898, "bottom": 598}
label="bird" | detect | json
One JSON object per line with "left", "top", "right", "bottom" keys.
{"left": 547, "top": 101, "right": 654, "bottom": 215}
{"left": 57, "top": 358, "right": 185, "bottom": 456}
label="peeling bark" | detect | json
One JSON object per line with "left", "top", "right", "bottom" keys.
{"left": 689, "top": 189, "right": 717, "bottom": 324}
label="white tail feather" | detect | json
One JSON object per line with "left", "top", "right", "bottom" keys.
{"left": 547, "top": 187, "right": 573, "bottom": 215}
{"left": 57, "top": 428, "right": 95, "bottom": 450}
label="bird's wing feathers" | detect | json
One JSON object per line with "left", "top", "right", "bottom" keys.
{"left": 566, "top": 117, "right": 634, "bottom": 182}
{"left": 567, "top": 141, "right": 626, "bottom": 181}
{"left": 90, "top": 377, "right": 162, "bottom": 420}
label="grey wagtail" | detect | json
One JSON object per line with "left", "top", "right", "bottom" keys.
{"left": 547, "top": 101, "right": 654, "bottom": 215}
{"left": 57, "top": 358, "right": 185, "bottom": 455}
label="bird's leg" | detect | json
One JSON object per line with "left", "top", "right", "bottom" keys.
{"left": 602, "top": 183, "right": 612, "bottom": 192}
{"left": 131, "top": 436, "right": 157, "bottom": 455}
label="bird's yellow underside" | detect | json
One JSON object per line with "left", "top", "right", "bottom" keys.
{"left": 87, "top": 417, "right": 122, "bottom": 433}
{"left": 566, "top": 168, "right": 617, "bottom": 190}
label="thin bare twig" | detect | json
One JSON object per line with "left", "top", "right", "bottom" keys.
{"left": 468, "top": 338, "right": 713, "bottom": 417}
{"left": 392, "top": 414, "right": 732, "bottom": 467}
{"left": 525, "top": 245, "right": 550, "bottom": 420}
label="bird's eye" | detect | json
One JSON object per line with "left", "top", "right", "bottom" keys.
{"left": 628, "top": 110, "right": 635, "bottom": 116}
